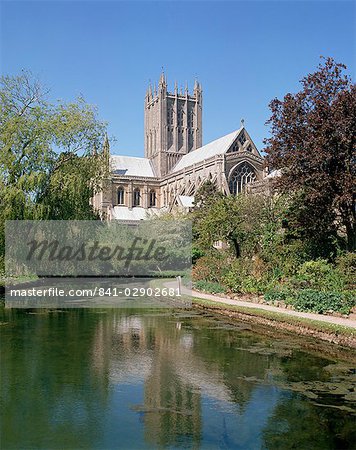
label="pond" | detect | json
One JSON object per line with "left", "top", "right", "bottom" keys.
{"left": 0, "top": 307, "right": 355, "bottom": 449}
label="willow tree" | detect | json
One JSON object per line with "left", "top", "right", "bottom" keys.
{"left": 265, "top": 57, "right": 355, "bottom": 253}
{"left": 0, "top": 71, "right": 108, "bottom": 269}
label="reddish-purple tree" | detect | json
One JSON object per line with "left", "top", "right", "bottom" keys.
{"left": 265, "top": 57, "right": 355, "bottom": 252}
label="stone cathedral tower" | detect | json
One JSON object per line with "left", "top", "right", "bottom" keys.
{"left": 144, "top": 72, "right": 202, "bottom": 177}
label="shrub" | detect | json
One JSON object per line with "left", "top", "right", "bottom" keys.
{"left": 336, "top": 252, "right": 356, "bottom": 288}
{"left": 292, "top": 259, "right": 345, "bottom": 292}
{"left": 287, "top": 289, "right": 355, "bottom": 315}
{"left": 194, "top": 280, "right": 227, "bottom": 294}
{"left": 240, "top": 276, "right": 263, "bottom": 293}
{"left": 192, "top": 246, "right": 205, "bottom": 264}
{"left": 192, "top": 252, "right": 230, "bottom": 283}
{"left": 222, "top": 259, "right": 249, "bottom": 293}
{"left": 265, "top": 287, "right": 356, "bottom": 315}
{"left": 264, "top": 288, "right": 294, "bottom": 304}
{"left": 263, "top": 240, "right": 310, "bottom": 277}
{"left": 223, "top": 257, "right": 280, "bottom": 294}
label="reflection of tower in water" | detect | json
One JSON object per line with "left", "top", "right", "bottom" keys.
{"left": 143, "top": 344, "right": 202, "bottom": 448}
{"left": 91, "top": 312, "right": 203, "bottom": 447}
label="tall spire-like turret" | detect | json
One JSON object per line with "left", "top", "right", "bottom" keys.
{"left": 102, "top": 132, "right": 110, "bottom": 165}
{"left": 146, "top": 82, "right": 153, "bottom": 102}
{"left": 159, "top": 69, "right": 166, "bottom": 86}
{"left": 158, "top": 70, "right": 167, "bottom": 93}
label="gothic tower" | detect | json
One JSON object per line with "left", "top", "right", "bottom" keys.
{"left": 144, "top": 72, "right": 202, "bottom": 177}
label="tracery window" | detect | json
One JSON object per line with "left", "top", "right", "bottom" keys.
{"left": 189, "top": 111, "right": 194, "bottom": 127}
{"left": 168, "top": 108, "right": 174, "bottom": 125}
{"left": 178, "top": 108, "right": 184, "bottom": 126}
{"left": 229, "top": 163, "right": 256, "bottom": 195}
{"left": 230, "top": 142, "right": 238, "bottom": 152}
{"left": 117, "top": 187, "right": 125, "bottom": 205}
{"left": 238, "top": 132, "right": 246, "bottom": 146}
{"left": 149, "top": 190, "right": 156, "bottom": 207}
{"left": 133, "top": 188, "right": 141, "bottom": 206}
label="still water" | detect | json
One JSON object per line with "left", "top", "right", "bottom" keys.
{"left": 1, "top": 307, "right": 355, "bottom": 449}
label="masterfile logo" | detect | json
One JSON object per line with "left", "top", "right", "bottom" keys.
{"left": 5, "top": 220, "right": 192, "bottom": 277}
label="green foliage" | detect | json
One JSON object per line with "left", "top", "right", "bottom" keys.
{"left": 192, "top": 186, "right": 355, "bottom": 315}
{"left": 263, "top": 240, "right": 310, "bottom": 277}
{"left": 287, "top": 289, "right": 355, "bottom": 315}
{"left": 0, "top": 254, "right": 4, "bottom": 276}
{"left": 290, "top": 260, "right": 346, "bottom": 291}
{"left": 264, "top": 288, "right": 294, "bottom": 304}
{"left": 0, "top": 71, "right": 107, "bottom": 263}
{"left": 192, "top": 246, "right": 205, "bottom": 264}
{"left": 193, "top": 180, "right": 222, "bottom": 209}
{"left": 192, "top": 252, "right": 230, "bottom": 283}
{"left": 222, "top": 258, "right": 275, "bottom": 294}
{"left": 335, "top": 252, "right": 356, "bottom": 288}
{"left": 265, "top": 288, "right": 356, "bottom": 314}
{"left": 193, "top": 193, "right": 266, "bottom": 258}
{"left": 194, "top": 280, "right": 227, "bottom": 294}
{"left": 39, "top": 153, "right": 103, "bottom": 219}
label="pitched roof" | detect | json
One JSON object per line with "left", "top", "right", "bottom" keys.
{"left": 110, "top": 155, "right": 156, "bottom": 178}
{"left": 171, "top": 128, "right": 242, "bottom": 173}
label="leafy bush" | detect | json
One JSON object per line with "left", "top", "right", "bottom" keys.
{"left": 192, "top": 252, "right": 230, "bottom": 283}
{"left": 222, "top": 259, "right": 248, "bottom": 292}
{"left": 194, "top": 280, "right": 227, "bottom": 294}
{"left": 263, "top": 240, "right": 310, "bottom": 277}
{"left": 264, "top": 288, "right": 294, "bottom": 304}
{"left": 336, "top": 252, "right": 356, "bottom": 288}
{"left": 265, "top": 287, "right": 356, "bottom": 314}
{"left": 290, "top": 259, "right": 345, "bottom": 292}
{"left": 222, "top": 257, "right": 279, "bottom": 294}
{"left": 287, "top": 289, "right": 355, "bottom": 315}
{"left": 192, "top": 246, "right": 205, "bottom": 264}
{"left": 0, "top": 254, "right": 4, "bottom": 277}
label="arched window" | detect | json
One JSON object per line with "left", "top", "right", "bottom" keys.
{"left": 133, "top": 188, "right": 141, "bottom": 206}
{"left": 189, "top": 111, "right": 194, "bottom": 127}
{"left": 117, "top": 187, "right": 125, "bottom": 205}
{"left": 229, "top": 162, "right": 256, "bottom": 195}
{"left": 149, "top": 189, "right": 156, "bottom": 207}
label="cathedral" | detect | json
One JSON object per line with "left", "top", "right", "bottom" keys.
{"left": 93, "top": 73, "right": 265, "bottom": 221}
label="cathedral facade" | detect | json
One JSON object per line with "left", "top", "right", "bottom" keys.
{"left": 93, "top": 74, "right": 265, "bottom": 221}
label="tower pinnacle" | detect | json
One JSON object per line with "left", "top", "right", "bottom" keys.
{"left": 102, "top": 133, "right": 110, "bottom": 165}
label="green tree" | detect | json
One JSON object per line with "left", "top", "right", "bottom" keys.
{"left": 194, "top": 194, "right": 265, "bottom": 258}
{"left": 193, "top": 179, "right": 222, "bottom": 209}
{"left": 192, "top": 180, "right": 223, "bottom": 260}
{"left": 0, "top": 71, "right": 108, "bottom": 269}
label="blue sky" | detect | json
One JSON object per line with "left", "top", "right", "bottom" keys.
{"left": 1, "top": 1, "right": 354, "bottom": 156}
